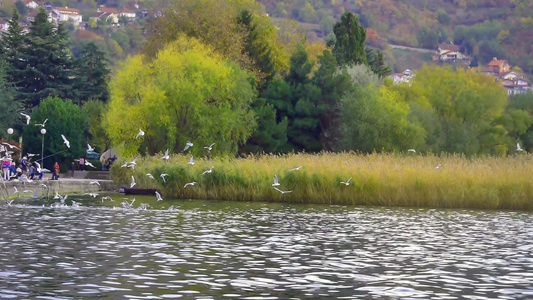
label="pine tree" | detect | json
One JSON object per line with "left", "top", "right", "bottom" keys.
{"left": 73, "top": 42, "right": 110, "bottom": 102}
{"left": 17, "top": 10, "right": 74, "bottom": 107}
{"left": 0, "top": 9, "right": 27, "bottom": 99}
{"left": 328, "top": 11, "right": 368, "bottom": 67}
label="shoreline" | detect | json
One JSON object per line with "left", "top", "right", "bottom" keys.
{"left": 109, "top": 153, "right": 533, "bottom": 211}
{"left": 0, "top": 177, "right": 117, "bottom": 199}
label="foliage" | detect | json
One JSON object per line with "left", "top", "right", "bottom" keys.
{"left": 0, "top": 62, "right": 22, "bottom": 138}
{"left": 105, "top": 36, "right": 257, "bottom": 157}
{"left": 111, "top": 152, "right": 533, "bottom": 210}
{"left": 499, "top": 93, "right": 533, "bottom": 152}
{"left": 417, "top": 26, "right": 439, "bottom": 49}
{"left": 83, "top": 100, "right": 111, "bottom": 153}
{"left": 22, "top": 97, "right": 88, "bottom": 171}
{"left": 328, "top": 11, "right": 367, "bottom": 67}
{"left": 72, "top": 42, "right": 110, "bottom": 102}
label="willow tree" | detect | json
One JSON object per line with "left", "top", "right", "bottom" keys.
{"left": 105, "top": 36, "right": 257, "bottom": 157}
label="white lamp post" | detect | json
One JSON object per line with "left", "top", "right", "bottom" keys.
{"left": 7, "top": 128, "right": 13, "bottom": 135}
{"left": 40, "top": 128, "right": 46, "bottom": 165}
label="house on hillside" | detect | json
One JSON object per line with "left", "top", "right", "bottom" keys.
{"left": 23, "top": 0, "right": 39, "bottom": 9}
{"left": 119, "top": 8, "right": 136, "bottom": 19}
{"left": 53, "top": 7, "right": 82, "bottom": 27}
{"left": 36, "top": 1, "right": 53, "bottom": 11}
{"left": 497, "top": 71, "right": 531, "bottom": 95}
{"left": 388, "top": 69, "right": 415, "bottom": 85}
{"left": 97, "top": 7, "right": 119, "bottom": 24}
{"left": 434, "top": 43, "right": 468, "bottom": 62}
{"left": 27, "top": 9, "right": 56, "bottom": 23}
{"left": 90, "top": 11, "right": 117, "bottom": 26}
{"left": 482, "top": 57, "right": 511, "bottom": 75}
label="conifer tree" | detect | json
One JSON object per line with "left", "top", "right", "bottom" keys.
{"left": 73, "top": 42, "right": 110, "bottom": 102}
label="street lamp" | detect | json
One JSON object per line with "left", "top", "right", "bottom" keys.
{"left": 7, "top": 128, "right": 13, "bottom": 135}
{"left": 40, "top": 128, "right": 46, "bottom": 166}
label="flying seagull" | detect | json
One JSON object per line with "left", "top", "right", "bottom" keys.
{"left": 183, "top": 141, "right": 193, "bottom": 152}
{"left": 273, "top": 187, "right": 293, "bottom": 194}
{"left": 408, "top": 149, "right": 416, "bottom": 153}
{"left": 204, "top": 143, "right": 215, "bottom": 151}
{"left": 85, "top": 161, "right": 96, "bottom": 168}
{"left": 101, "top": 196, "right": 113, "bottom": 202}
{"left": 155, "top": 191, "right": 163, "bottom": 201}
{"left": 434, "top": 164, "right": 442, "bottom": 170}
{"left": 34, "top": 119, "right": 48, "bottom": 127}
{"left": 160, "top": 173, "right": 169, "bottom": 183}
{"left": 130, "top": 176, "right": 136, "bottom": 188}
{"left": 517, "top": 143, "right": 524, "bottom": 152}
{"left": 188, "top": 156, "right": 195, "bottom": 165}
{"left": 89, "top": 180, "right": 100, "bottom": 186}
{"left": 136, "top": 129, "right": 145, "bottom": 139}
{"left": 162, "top": 149, "right": 170, "bottom": 160}
{"left": 184, "top": 182, "right": 197, "bottom": 188}
{"left": 272, "top": 175, "right": 280, "bottom": 187}
{"left": 2, "top": 143, "right": 19, "bottom": 150}
{"left": 340, "top": 178, "right": 352, "bottom": 186}
{"left": 61, "top": 134, "right": 70, "bottom": 148}
{"left": 202, "top": 166, "right": 214, "bottom": 175}
{"left": 87, "top": 144, "right": 94, "bottom": 152}
{"left": 20, "top": 113, "right": 31, "bottom": 125}
{"left": 146, "top": 173, "right": 154, "bottom": 179}
{"left": 289, "top": 166, "right": 303, "bottom": 171}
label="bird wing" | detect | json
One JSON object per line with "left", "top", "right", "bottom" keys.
{"left": 273, "top": 187, "right": 282, "bottom": 193}
{"left": 274, "top": 175, "right": 279, "bottom": 184}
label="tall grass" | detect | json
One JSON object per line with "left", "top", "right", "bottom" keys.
{"left": 111, "top": 152, "right": 533, "bottom": 210}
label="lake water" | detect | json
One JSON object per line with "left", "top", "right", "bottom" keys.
{"left": 0, "top": 195, "right": 532, "bottom": 299}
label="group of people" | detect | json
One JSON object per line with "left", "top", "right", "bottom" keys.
{"left": 2, "top": 156, "right": 42, "bottom": 181}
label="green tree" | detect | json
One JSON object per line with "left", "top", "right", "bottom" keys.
{"left": 0, "top": 9, "right": 27, "bottom": 95}
{"left": 73, "top": 42, "right": 110, "bottom": 102}
{"left": 16, "top": 10, "right": 74, "bottom": 107}
{"left": 328, "top": 11, "right": 367, "bottom": 67}
{"left": 105, "top": 36, "right": 257, "bottom": 157}
{"left": 337, "top": 65, "right": 425, "bottom": 153}
{"left": 22, "top": 97, "right": 88, "bottom": 171}
{"left": 0, "top": 62, "right": 22, "bottom": 138}
{"left": 417, "top": 26, "right": 438, "bottom": 49}
{"left": 499, "top": 93, "right": 533, "bottom": 152}
{"left": 83, "top": 100, "right": 111, "bottom": 153}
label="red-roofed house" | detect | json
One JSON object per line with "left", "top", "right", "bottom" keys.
{"left": 96, "top": 7, "right": 119, "bottom": 23}
{"left": 53, "top": 7, "right": 82, "bottom": 26}
{"left": 120, "top": 8, "right": 136, "bottom": 19}
{"left": 436, "top": 43, "right": 467, "bottom": 62}
{"left": 488, "top": 57, "right": 510, "bottom": 74}
{"left": 388, "top": 69, "right": 415, "bottom": 85}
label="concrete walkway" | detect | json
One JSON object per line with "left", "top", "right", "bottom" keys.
{"left": 0, "top": 175, "right": 117, "bottom": 198}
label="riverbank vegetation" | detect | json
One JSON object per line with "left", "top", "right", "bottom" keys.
{"left": 112, "top": 153, "right": 533, "bottom": 210}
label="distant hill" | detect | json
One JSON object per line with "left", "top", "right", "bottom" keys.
{"left": 258, "top": 0, "right": 533, "bottom": 74}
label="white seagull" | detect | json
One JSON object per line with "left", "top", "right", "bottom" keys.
{"left": 155, "top": 191, "right": 163, "bottom": 201}
{"left": 272, "top": 175, "right": 280, "bottom": 187}
{"left": 202, "top": 166, "right": 214, "bottom": 175}
{"left": 87, "top": 144, "right": 94, "bottom": 152}
{"left": 2, "top": 143, "right": 19, "bottom": 150}
{"left": 434, "top": 164, "right": 442, "bottom": 170}
{"left": 408, "top": 149, "right": 416, "bottom": 153}
{"left": 130, "top": 176, "right": 136, "bottom": 188}
{"left": 162, "top": 149, "right": 170, "bottom": 160}
{"left": 146, "top": 173, "right": 154, "bottom": 179}
{"left": 13, "top": 186, "right": 19, "bottom": 194}
{"left": 136, "top": 129, "right": 145, "bottom": 139}
{"left": 517, "top": 143, "right": 524, "bottom": 152}
{"left": 34, "top": 119, "right": 48, "bottom": 127}
{"left": 341, "top": 178, "right": 352, "bottom": 186}
{"left": 204, "top": 143, "right": 215, "bottom": 151}
{"left": 85, "top": 161, "right": 96, "bottom": 168}
{"left": 20, "top": 113, "right": 31, "bottom": 125}
{"left": 289, "top": 166, "right": 303, "bottom": 171}
{"left": 89, "top": 180, "right": 100, "bottom": 186}
{"left": 184, "top": 182, "right": 197, "bottom": 188}
{"left": 188, "top": 156, "right": 195, "bottom": 165}
{"left": 6, "top": 199, "right": 14, "bottom": 206}
{"left": 183, "top": 141, "right": 193, "bottom": 152}
{"left": 160, "top": 173, "right": 169, "bottom": 183}
{"left": 61, "top": 134, "right": 70, "bottom": 148}
{"left": 273, "top": 187, "right": 293, "bottom": 194}
{"left": 101, "top": 196, "right": 113, "bottom": 202}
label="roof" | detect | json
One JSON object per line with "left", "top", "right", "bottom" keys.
{"left": 481, "top": 67, "right": 494, "bottom": 73}
{"left": 98, "top": 7, "right": 119, "bottom": 14}
{"left": 56, "top": 7, "right": 81, "bottom": 13}
{"left": 438, "top": 43, "right": 459, "bottom": 51}
{"left": 28, "top": 10, "right": 40, "bottom": 17}
{"left": 120, "top": 8, "right": 135, "bottom": 14}
{"left": 23, "top": 0, "right": 36, "bottom": 5}
{"left": 488, "top": 59, "right": 508, "bottom": 66}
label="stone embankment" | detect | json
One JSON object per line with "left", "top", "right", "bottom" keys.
{"left": 0, "top": 178, "right": 117, "bottom": 198}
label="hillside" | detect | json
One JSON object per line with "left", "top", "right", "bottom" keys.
{"left": 258, "top": 0, "right": 533, "bottom": 74}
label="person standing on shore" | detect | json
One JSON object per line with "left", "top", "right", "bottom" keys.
{"left": 70, "top": 162, "right": 75, "bottom": 178}
{"left": 52, "top": 162, "right": 60, "bottom": 180}
{"left": 79, "top": 157, "right": 84, "bottom": 171}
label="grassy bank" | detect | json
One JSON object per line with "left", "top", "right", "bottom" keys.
{"left": 111, "top": 153, "right": 533, "bottom": 210}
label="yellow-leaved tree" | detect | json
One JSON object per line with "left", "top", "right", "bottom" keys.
{"left": 104, "top": 36, "right": 257, "bottom": 157}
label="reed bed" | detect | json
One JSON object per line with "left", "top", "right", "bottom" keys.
{"left": 111, "top": 152, "right": 533, "bottom": 210}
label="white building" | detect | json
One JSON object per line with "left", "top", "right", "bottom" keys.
{"left": 53, "top": 7, "right": 82, "bottom": 27}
